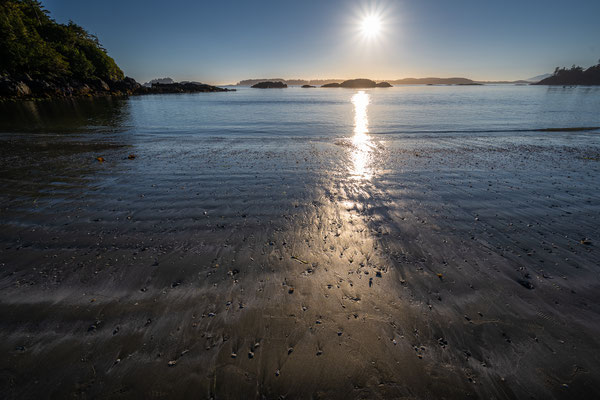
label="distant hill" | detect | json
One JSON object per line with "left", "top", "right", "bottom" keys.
{"left": 389, "top": 77, "right": 474, "bottom": 85}
{"left": 143, "top": 77, "right": 174, "bottom": 87}
{"left": 535, "top": 62, "right": 600, "bottom": 85}
{"left": 322, "top": 79, "right": 392, "bottom": 88}
{"left": 237, "top": 77, "right": 477, "bottom": 86}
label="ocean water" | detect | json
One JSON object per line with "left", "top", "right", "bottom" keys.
{"left": 2, "top": 85, "right": 600, "bottom": 138}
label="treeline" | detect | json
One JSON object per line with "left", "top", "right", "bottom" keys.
{"left": 0, "top": 0, "right": 123, "bottom": 82}
{"left": 536, "top": 61, "right": 600, "bottom": 85}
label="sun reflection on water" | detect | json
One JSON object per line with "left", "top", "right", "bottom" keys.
{"left": 350, "top": 91, "right": 374, "bottom": 180}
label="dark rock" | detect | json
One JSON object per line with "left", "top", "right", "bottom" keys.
{"left": 0, "top": 74, "right": 231, "bottom": 100}
{"left": 0, "top": 77, "right": 31, "bottom": 97}
{"left": 92, "top": 78, "right": 110, "bottom": 91}
{"left": 301, "top": 84, "right": 316, "bottom": 88}
{"left": 111, "top": 76, "right": 141, "bottom": 93}
{"left": 251, "top": 81, "right": 287, "bottom": 89}
{"left": 517, "top": 279, "right": 534, "bottom": 290}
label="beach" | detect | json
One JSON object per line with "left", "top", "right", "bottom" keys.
{"left": 1, "top": 87, "right": 600, "bottom": 399}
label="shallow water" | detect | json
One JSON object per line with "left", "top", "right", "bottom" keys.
{"left": 2, "top": 85, "right": 600, "bottom": 136}
{"left": 1, "top": 86, "right": 600, "bottom": 399}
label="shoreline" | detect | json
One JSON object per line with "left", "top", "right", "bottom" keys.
{"left": 1, "top": 118, "right": 599, "bottom": 398}
{"left": 0, "top": 76, "right": 234, "bottom": 102}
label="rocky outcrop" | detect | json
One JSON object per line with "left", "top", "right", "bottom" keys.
{"left": 251, "top": 81, "right": 288, "bottom": 89}
{"left": 0, "top": 76, "right": 233, "bottom": 100}
{"left": 0, "top": 75, "right": 141, "bottom": 100}
{"left": 321, "top": 79, "right": 392, "bottom": 88}
{"left": 138, "top": 82, "right": 233, "bottom": 94}
{"left": 301, "top": 84, "right": 316, "bottom": 88}
{"left": 0, "top": 77, "right": 31, "bottom": 97}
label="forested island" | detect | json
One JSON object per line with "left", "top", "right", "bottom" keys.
{"left": 534, "top": 61, "right": 600, "bottom": 85}
{"left": 251, "top": 81, "right": 287, "bottom": 89}
{"left": 237, "top": 77, "right": 486, "bottom": 86}
{"left": 0, "top": 0, "right": 231, "bottom": 99}
{"left": 322, "top": 79, "right": 391, "bottom": 88}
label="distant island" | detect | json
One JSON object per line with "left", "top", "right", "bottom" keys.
{"left": 322, "top": 79, "right": 391, "bottom": 88}
{"left": 389, "top": 77, "right": 474, "bottom": 85}
{"left": 139, "top": 82, "right": 232, "bottom": 94}
{"left": 236, "top": 77, "right": 519, "bottom": 86}
{"left": 251, "top": 81, "right": 288, "bottom": 89}
{"left": 0, "top": 1, "right": 231, "bottom": 99}
{"left": 142, "top": 77, "right": 175, "bottom": 87}
{"left": 534, "top": 61, "right": 600, "bottom": 85}
{"left": 301, "top": 84, "right": 316, "bottom": 88}
{"left": 238, "top": 78, "right": 343, "bottom": 86}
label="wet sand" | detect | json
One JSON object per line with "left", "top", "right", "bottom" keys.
{"left": 1, "top": 100, "right": 600, "bottom": 399}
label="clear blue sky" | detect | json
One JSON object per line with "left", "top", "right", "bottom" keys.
{"left": 41, "top": 0, "right": 600, "bottom": 84}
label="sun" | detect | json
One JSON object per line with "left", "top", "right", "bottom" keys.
{"left": 361, "top": 15, "right": 381, "bottom": 38}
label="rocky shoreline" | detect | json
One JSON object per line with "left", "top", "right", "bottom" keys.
{"left": 0, "top": 75, "right": 233, "bottom": 101}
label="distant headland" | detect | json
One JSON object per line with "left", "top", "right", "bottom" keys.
{"left": 534, "top": 61, "right": 600, "bottom": 85}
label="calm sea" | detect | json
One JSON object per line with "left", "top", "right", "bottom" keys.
{"left": 1, "top": 85, "right": 599, "bottom": 139}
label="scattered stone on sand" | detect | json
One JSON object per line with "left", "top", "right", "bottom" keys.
{"left": 517, "top": 279, "right": 535, "bottom": 290}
